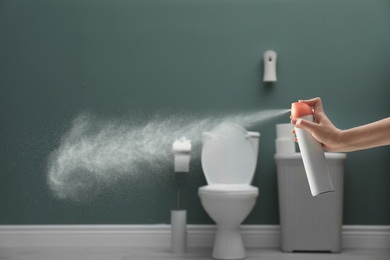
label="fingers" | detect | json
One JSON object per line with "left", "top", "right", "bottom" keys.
{"left": 290, "top": 127, "right": 298, "bottom": 142}
{"left": 295, "top": 119, "right": 321, "bottom": 139}
{"left": 291, "top": 118, "right": 303, "bottom": 128}
{"left": 290, "top": 121, "right": 297, "bottom": 141}
{"left": 298, "top": 97, "right": 324, "bottom": 113}
{"left": 298, "top": 97, "right": 319, "bottom": 106}
{"left": 291, "top": 118, "right": 297, "bottom": 125}
{"left": 291, "top": 97, "right": 326, "bottom": 144}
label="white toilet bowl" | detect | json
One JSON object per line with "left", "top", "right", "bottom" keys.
{"left": 199, "top": 185, "right": 258, "bottom": 259}
{"left": 198, "top": 123, "right": 260, "bottom": 260}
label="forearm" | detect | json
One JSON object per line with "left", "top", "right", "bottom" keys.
{"left": 338, "top": 117, "right": 390, "bottom": 152}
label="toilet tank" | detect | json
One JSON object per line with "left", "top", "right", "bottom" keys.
{"left": 248, "top": 131, "right": 260, "bottom": 157}
{"left": 247, "top": 131, "right": 260, "bottom": 183}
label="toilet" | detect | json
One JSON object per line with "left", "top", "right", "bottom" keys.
{"left": 198, "top": 123, "right": 260, "bottom": 260}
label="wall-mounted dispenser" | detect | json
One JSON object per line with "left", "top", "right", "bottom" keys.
{"left": 263, "top": 50, "right": 277, "bottom": 82}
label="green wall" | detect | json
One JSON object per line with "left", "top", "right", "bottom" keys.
{"left": 0, "top": 0, "right": 389, "bottom": 225}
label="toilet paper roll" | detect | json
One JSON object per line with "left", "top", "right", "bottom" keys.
{"left": 275, "top": 138, "right": 296, "bottom": 154}
{"left": 171, "top": 210, "right": 187, "bottom": 254}
{"left": 276, "top": 123, "right": 293, "bottom": 139}
{"left": 174, "top": 154, "right": 190, "bottom": 172}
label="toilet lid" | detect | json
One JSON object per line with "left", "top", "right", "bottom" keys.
{"left": 201, "top": 123, "right": 257, "bottom": 184}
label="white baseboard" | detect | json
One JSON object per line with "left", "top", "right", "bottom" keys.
{"left": 0, "top": 225, "right": 389, "bottom": 250}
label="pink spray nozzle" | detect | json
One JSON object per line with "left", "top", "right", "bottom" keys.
{"left": 291, "top": 102, "right": 313, "bottom": 119}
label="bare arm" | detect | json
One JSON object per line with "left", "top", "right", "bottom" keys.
{"left": 337, "top": 117, "right": 390, "bottom": 152}
{"left": 291, "top": 97, "right": 390, "bottom": 152}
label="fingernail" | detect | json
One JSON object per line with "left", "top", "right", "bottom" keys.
{"left": 291, "top": 119, "right": 297, "bottom": 125}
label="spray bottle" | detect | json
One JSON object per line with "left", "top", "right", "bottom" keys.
{"left": 291, "top": 102, "right": 334, "bottom": 196}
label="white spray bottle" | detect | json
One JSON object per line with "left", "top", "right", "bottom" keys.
{"left": 291, "top": 102, "right": 334, "bottom": 196}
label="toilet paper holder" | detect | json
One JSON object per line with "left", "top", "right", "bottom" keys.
{"left": 172, "top": 137, "right": 191, "bottom": 173}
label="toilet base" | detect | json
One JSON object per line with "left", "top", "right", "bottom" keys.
{"left": 212, "top": 226, "right": 245, "bottom": 260}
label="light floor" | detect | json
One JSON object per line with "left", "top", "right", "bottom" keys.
{"left": 0, "top": 247, "right": 389, "bottom": 260}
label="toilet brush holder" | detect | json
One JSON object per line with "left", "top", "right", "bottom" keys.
{"left": 171, "top": 210, "right": 187, "bottom": 254}
{"left": 171, "top": 191, "right": 186, "bottom": 254}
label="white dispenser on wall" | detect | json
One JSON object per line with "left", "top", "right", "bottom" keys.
{"left": 263, "top": 50, "right": 277, "bottom": 82}
{"left": 291, "top": 102, "right": 334, "bottom": 196}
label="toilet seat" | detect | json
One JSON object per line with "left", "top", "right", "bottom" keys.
{"left": 199, "top": 184, "right": 258, "bottom": 195}
{"left": 201, "top": 123, "right": 258, "bottom": 185}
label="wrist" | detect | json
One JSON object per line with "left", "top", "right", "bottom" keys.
{"left": 327, "top": 129, "right": 346, "bottom": 152}
{"left": 334, "top": 129, "right": 346, "bottom": 150}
